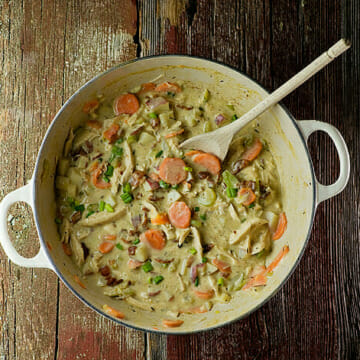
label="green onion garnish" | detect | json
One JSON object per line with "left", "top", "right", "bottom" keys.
{"left": 190, "top": 219, "right": 202, "bottom": 228}
{"left": 171, "top": 184, "right": 179, "bottom": 190}
{"left": 226, "top": 187, "right": 238, "bottom": 198}
{"left": 248, "top": 203, "right": 255, "bottom": 208}
{"left": 147, "top": 277, "right": 153, "bottom": 284}
{"left": 86, "top": 211, "right": 95, "bottom": 218}
{"left": 153, "top": 275, "right": 164, "bottom": 284}
{"left": 111, "top": 145, "right": 123, "bottom": 156}
{"left": 194, "top": 276, "right": 199, "bottom": 287}
{"left": 133, "top": 238, "right": 140, "bottom": 245}
{"left": 99, "top": 200, "right": 105, "bottom": 211}
{"left": 149, "top": 112, "right": 157, "bottom": 119}
{"left": 184, "top": 166, "right": 192, "bottom": 172}
{"left": 217, "top": 277, "right": 224, "bottom": 286}
{"left": 200, "top": 214, "right": 207, "bottom": 221}
{"left": 194, "top": 206, "right": 200, "bottom": 212}
{"left": 241, "top": 218, "right": 247, "bottom": 223}
{"left": 155, "top": 150, "right": 163, "bottom": 158}
{"left": 103, "top": 176, "right": 110, "bottom": 183}
{"left": 74, "top": 204, "right": 85, "bottom": 212}
{"left": 142, "top": 261, "right": 153, "bottom": 273}
{"left": 256, "top": 250, "right": 265, "bottom": 259}
{"left": 123, "top": 183, "right": 131, "bottom": 193}
{"left": 116, "top": 138, "right": 124, "bottom": 144}
{"left": 159, "top": 180, "right": 170, "bottom": 189}
{"left": 105, "top": 203, "right": 114, "bottom": 212}
{"left": 201, "top": 257, "right": 208, "bottom": 263}
{"left": 120, "top": 192, "right": 133, "bottom": 204}
{"left": 116, "top": 243, "right": 123, "bottom": 250}
{"left": 104, "top": 164, "right": 114, "bottom": 177}
{"left": 189, "top": 247, "right": 197, "bottom": 255}
{"left": 231, "top": 114, "right": 237, "bottom": 122}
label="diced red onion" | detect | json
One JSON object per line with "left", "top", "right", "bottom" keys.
{"left": 215, "top": 114, "right": 226, "bottom": 125}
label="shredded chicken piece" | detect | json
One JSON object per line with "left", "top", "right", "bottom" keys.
{"left": 78, "top": 207, "right": 126, "bottom": 227}
{"left": 120, "top": 141, "right": 134, "bottom": 184}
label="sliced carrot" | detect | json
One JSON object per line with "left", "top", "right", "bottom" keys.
{"left": 113, "top": 93, "right": 140, "bottom": 115}
{"left": 155, "top": 82, "right": 182, "bottom": 93}
{"left": 151, "top": 213, "right": 170, "bottom": 225}
{"left": 192, "top": 153, "right": 221, "bottom": 175}
{"left": 241, "top": 138, "right": 263, "bottom": 162}
{"left": 138, "top": 82, "right": 156, "bottom": 94}
{"left": 162, "top": 319, "right": 184, "bottom": 328}
{"left": 103, "top": 123, "right": 120, "bottom": 143}
{"left": 193, "top": 289, "right": 215, "bottom": 300}
{"left": 238, "top": 187, "right": 256, "bottom": 206}
{"left": 99, "top": 241, "right": 115, "bottom": 254}
{"left": 83, "top": 99, "right": 99, "bottom": 114}
{"left": 62, "top": 243, "right": 72, "bottom": 256}
{"left": 74, "top": 275, "right": 86, "bottom": 289}
{"left": 212, "top": 258, "right": 232, "bottom": 274}
{"left": 158, "top": 157, "right": 187, "bottom": 185}
{"left": 103, "top": 304, "right": 125, "bottom": 319}
{"left": 127, "top": 259, "right": 143, "bottom": 269}
{"left": 140, "top": 229, "right": 166, "bottom": 250}
{"left": 102, "top": 234, "right": 117, "bottom": 241}
{"left": 185, "top": 150, "right": 203, "bottom": 157}
{"left": 265, "top": 245, "right": 289, "bottom": 274}
{"left": 242, "top": 273, "right": 267, "bottom": 290}
{"left": 168, "top": 201, "right": 191, "bottom": 229}
{"left": 91, "top": 167, "right": 111, "bottom": 189}
{"left": 86, "top": 120, "right": 102, "bottom": 129}
{"left": 164, "top": 129, "right": 184, "bottom": 139}
{"left": 179, "top": 306, "right": 208, "bottom": 314}
{"left": 272, "top": 212, "right": 287, "bottom": 240}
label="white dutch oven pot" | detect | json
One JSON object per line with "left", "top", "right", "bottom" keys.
{"left": 0, "top": 56, "right": 350, "bottom": 333}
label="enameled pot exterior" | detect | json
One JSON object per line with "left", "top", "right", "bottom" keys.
{"left": 0, "top": 56, "right": 350, "bottom": 334}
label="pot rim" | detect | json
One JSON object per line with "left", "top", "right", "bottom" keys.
{"left": 32, "top": 54, "right": 316, "bottom": 334}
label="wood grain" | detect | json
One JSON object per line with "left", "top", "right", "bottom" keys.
{"left": 0, "top": 0, "right": 359, "bottom": 359}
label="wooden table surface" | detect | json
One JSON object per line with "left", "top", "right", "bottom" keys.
{"left": 1, "top": 1, "right": 359, "bottom": 359}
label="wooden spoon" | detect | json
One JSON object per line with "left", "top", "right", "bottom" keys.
{"left": 180, "top": 39, "right": 350, "bottom": 160}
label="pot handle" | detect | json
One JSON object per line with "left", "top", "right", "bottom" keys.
{"left": 297, "top": 120, "right": 350, "bottom": 204}
{"left": 0, "top": 181, "right": 53, "bottom": 269}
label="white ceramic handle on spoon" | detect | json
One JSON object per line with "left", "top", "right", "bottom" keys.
{"left": 228, "top": 39, "right": 351, "bottom": 134}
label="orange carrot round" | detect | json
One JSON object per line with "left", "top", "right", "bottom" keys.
{"left": 103, "top": 304, "right": 125, "bottom": 319}
{"left": 140, "top": 229, "right": 166, "bottom": 250}
{"left": 151, "top": 213, "right": 170, "bottom": 225}
{"left": 212, "top": 258, "right": 232, "bottom": 274}
{"left": 162, "top": 319, "right": 184, "bottom": 328}
{"left": 83, "top": 99, "right": 99, "bottom": 114}
{"left": 241, "top": 138, "right": 263, "bottom": 162}
{"left": 138, "top": 82, "right": 156, "bottom": 94}
{"left": 193, "top": 289, "right": 215, "bottom": 300}
{"left": 103, "top": 123, "right": 120, "bottom": 143}
{"left": 272, "top": 212, "right": 287, "bottom": 240}
{"left": 168, "top": 201, "right": 191, "bottom": 229}
{"left": 155, "top": 82, "right": 182, "bottom": 93}
{"left": 239, "top": 187, "right": 256, "bottom": 206}
{"left": 113, "top": 93, "right": 140, "bottom": 115}
{"left": 99, "top": 241, "right": 115, "bottom": 254}
{"left": 193, "top": 153, "right": 221, "bottom": 175}
{"left": 158, "top": 157, "right": 187, "bottom": 185}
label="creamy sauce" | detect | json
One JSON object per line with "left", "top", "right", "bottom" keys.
{"left": 55, "top": 80, "right": 286, "bottom": 324}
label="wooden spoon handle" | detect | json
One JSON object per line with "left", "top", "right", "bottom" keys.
{"left": 230, "top": 39, "right": 350, "bottom": 133}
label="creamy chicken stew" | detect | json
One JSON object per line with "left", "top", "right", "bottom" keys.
{"left": 55, "top": 80, "right": 288, "bottom": 328}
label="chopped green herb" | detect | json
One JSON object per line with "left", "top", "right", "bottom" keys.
{"left": 133, "top": 238, "right": 140, "bottom": 245}
{"left": 147, "top": 277, "right": 153, "bottom": 284}
{"left": 194, "top": 206, "right": 200, "bottom": 212}
{"left": 54, "top": 217, "right": 62, "bottom": 224}
{"left": 86, "top": 211, "right": 95, "bottom": 218}
{"left": 111, "top": 145, "right": 123, "bottom": 156}
{"left": 256, "top": 250, "right": 265, "bottom": 259}
{"left": 104, "top": 164, "right": 114, "bottom": 177}
{"left": 99, "top": 200, "right": 105, "bottom": 211}
{"left": 116, "top": 243, "right": 124, "bottom": 250}
{"left": 120, "top": 192, "right": 133, "bottom": 204}
{"left": 153, "top": 275, "right": 164, "bottom": 284}
{"left": 231, "top": 114, "right": 238, "bottom": 122}
{"left": 155, "top": 150, "right": 163, "bottom": 158}
{"left": 171, "top": 184, "right": 179, "bottom": 190}
{"left": 184, "top": 166, "right": 192, "bottom": 172}
{"left": 189, "top": 247, "right": 197, "bottom": 255}
{"left": 74, "top": 204, "right": 85, "bottom": 212}
{"left": 127, "top": 135, "right": 137, "bottom": 144}
{"left": 194, "top": 276, "right": 199, "bottom": 287}
{"left": 241, "top": 218, "right": 247, "bottom": 223}
{"left": 159, "top": 180, "right": 170, "bottom": 189}
{"left": 248, "top": 203, "right": 255, "bottom": 208}
{"left": 200, "top": 214, "right": 207, "bottom": 221}
{"left": 190, "top": 219, "right": 202, "bottom": 228}
{"left": 105, "top": 203, "right": 114, "bottom": 212}
{"left": 123, "top": 183, "right": 131, "bottom": 193}
{"left": 217, "top": 277, "right": 224, "bottom": 286}
{"left": 226, "top": 104, "right": 235, "bottom": 111}
{"left": 116, "top": 138, "right": 124, "bottom": 144}
{"left": 142, "top": 261, "right": 153, "bottom": 273}
{"left": 201, "top": 257, "right": 208, "bottom": 263}
{"left": 199, "top": 106, "right": 204, "bottom": 111}
{"left": 103, "top": 176, "right": 110, "bottom": 183}
{"left": 226, "top": 187, "right": 238, "bottom": 198}
{"left": 149, "top": 112, "right": 157, "bottom": 119}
